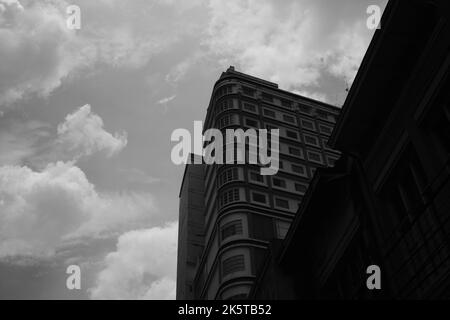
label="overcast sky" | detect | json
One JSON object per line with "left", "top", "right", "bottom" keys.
{"left": 0, "top": 0, "right": 386, "bottom": 299}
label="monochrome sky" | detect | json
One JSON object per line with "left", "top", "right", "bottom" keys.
{"left": 0, "top": 0, "right": 386, "bottom": 299}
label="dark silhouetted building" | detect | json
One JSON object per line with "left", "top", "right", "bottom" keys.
{"left": 250, "top": 0, "right": 450, "bottom": 299}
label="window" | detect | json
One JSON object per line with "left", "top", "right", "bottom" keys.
{"left": 319, "top": 125, "right": 333, "bottom": 135}
{"left": 219, "top": 189, "right": 240, "bottom": 207}
{"left": 221, "top": 220, "right": 243, "bottom": 240}
{"left": 272, "top": 178, "right": 286, "bottom": 188}
{"left": 249, "top": 171, "right": 264, "bottom": 184}
{"left": 223, "top": 255, "right": 245, "bottom": 276}
{"left": 288, "top": 146, "right": 302, "bottom": 157}
{"left": 218, "top": 168, "right": 239, "bottom": 187}
{"left": 301, "top": 119, "right": 316, "bottom": 131}
{"left": 291, "top": 164, "right": 306, "bottom": 175}
{"left": 316, "top": 110, "right": 329, "bottom": 120}
{"left": 263, "top": 109, "right": 276, "bottom": 118}
{"left": 216, "top": 85, "right": 233, "bottom": 99}
{"left": 243, "top": 103, "right": 257, "bottom": 113}
{"left": 218, "top": 114, "right": 237, "bottom": 128}
{"left": 299, "top": 105, "right": 311, "bottom": 114}
{"left": 283, "top": 114, "right": 296, "bottom": 124}
{"left": 242, "top": 86, "right": 255, "bottom": 97}
{"left": 217, "top": 99, "right": 234, "bottom": 113}
{"left": 275, "top": 198, "right": 290, "bottom": 209}
{"left": 252, "top": 192, "right": 267, "bottom": 204}
{"left": 307, "top": 151, "right": 323, "bottom": 163}
{"left": 281, "top": 99, "right": 292, "bottom": 108}
{"left": 266, "top": 124, "right": 278, "bottom": 131}
{"left": 279, "top": 160, "right": 284, "bottom": 170}
{"left": 304, "top": 134, "right": 320, "bottom": 147}
{"left": 285, "top": 130, "right": 298, "bottom": 139}
{"left": 262, "top": 93, "right": 273, "bottom": 102}
{"left": 245, "top": 118, "right": 258, "bottom": 128}
{"left": 295, "top": 183, "right": 308, "bottom": 193}
{"left": 275, "top": 221, "right": 290, "bottom": 239}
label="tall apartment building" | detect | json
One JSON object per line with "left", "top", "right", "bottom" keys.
{"left": 176, "top": 66, "right": 341, "bottom": 300}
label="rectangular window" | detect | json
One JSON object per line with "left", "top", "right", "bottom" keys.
{"left": 242, "top": 86, "right": 255, "bottom": 97}
{"left": 245, "top": 118, "right": 258, "bottom": 128}
{"left": 285, "top": 130, "right": 298, "bottom": 140}
{"left": 299, "top": 105, "right": 311, "bottom": 114}
{"left": 295, "top": 183, "right": 308, "bottom": 193}
{"left": 307, "top": 151, "right": 323, "bottom": 163}
{"left": 304, "top": 134, "right": 320, "bottom": 147}
{"left": 222, "top": 255, "right": 245, "bottom": 276}
{"left": 282, "top": 114, "right": 296, "bottom": 124}
{"left": 272, "top": 178, "right": 286, "bottom": 188}
{"left": 218, "top": 168, "right": 239, "bottom": 187}
{"left": 262, "top": 93, "right": 273, "bottom": 102}
{"left": 243, "top": 103, "right": 257, "bottom": 113}
{"left": 291, "top": 164, "right": 306, "bottom": 175}
{"left": 219, "top": 189, "right": 240, "bottom": 207}
{"left": 301, "top": 119, "right": 316, "bottom": 131}
{"left": 252, "top": 192, "right": 267, "bottom": 204}
{"left": 275, "top": 198, "right": 290, "bottom": 209}
{"left": 218, "top": 114, "right": 238, "bottom": 128}
{"left": 217, "top": 99, "right": 234, "bottom": 113}
{"left": 281, "top": 99, "right": 292, "bottom": 108}
{"left": 288, "top": 146, "right": 302, "bottom": 157}
{"left": 249, "top": 171, "right": 264, "bottom": 183}
{"left": 263, "top": 109, "right": 276, "bottom": 118}
{"left": 319, "top": 125, "right": 333, "bottom": 135}
{"left": 221, "top": 220, "right": 243, "bottom": 240}
{"left": 316, "top": 110, "right": 329, "bottom": 120}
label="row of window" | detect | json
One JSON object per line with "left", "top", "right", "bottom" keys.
{"left": 222, "top": 255, "right": 245, "bottom": 277}
{"left": 219, "top": 99, "right": 334, "bottom": 136}
{"left": 218, "top": 187, "right": 299, "bottom": 212}
{"left": 216, "top": 99, "right": 236, "bottom": 114}
{"left": 217, "top": 168, "right": 239, "bottom": 188}
{"left": 240, "top": 84, "right": 338, "bottom": 122}
{"left": 218, "top": 188, "right": 240, "bottom": 207}
{"left": 248, "top": 170, "right": 308, "bottom": 194}
{"left": 218, "top": 114, "right": 238, "bottom": 129}
{"left": 221, "top": 220, "right": 243, "bottom": 240}
{"left": 215, "top": 85, "right": 233, "bottom": 100}
{"left": 250, "top": 191, "right": 298, "bottom": 211}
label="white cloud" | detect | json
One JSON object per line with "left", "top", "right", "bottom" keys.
{"left": 0, "top": 161, "right": 159, "bottom": 259}
{"left": 326, "top": 21, "right": 368, "bottom": 82}
{"left": 0, "top": 0, "right": 206, "bottom": 108}
{"left": 0, "top": 0, "right": 85, "bottom": 106}
{"left": 157, "top": 95, "right": 176, "bottom": 105}
{"left": 56, "top": 104, "right": 127, "bottom": 159}
{"left": 204, "top": 0, "right": 371, "bottom": 99}
{"left": 0, "top": 119, "right": 51, "bottom": 165}
{"left": 89, "top": 222, "right": 177, "bottom": 300}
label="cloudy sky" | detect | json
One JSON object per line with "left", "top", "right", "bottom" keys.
{"left": 0, "top": 0, "right": 386, "bottom": 299}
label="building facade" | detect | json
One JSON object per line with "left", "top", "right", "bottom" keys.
{"left": 250, "top": 0, "right": 450, "bottom": 299}
{"left": 176, "top": 157, "right": 205, "bottom": 300}
{"left": 176, "top": 66, "right": 341, "bottom": 299}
